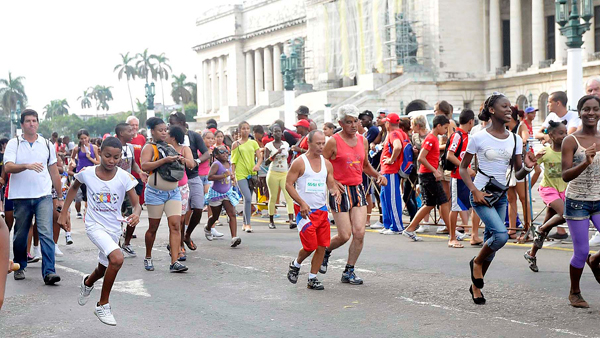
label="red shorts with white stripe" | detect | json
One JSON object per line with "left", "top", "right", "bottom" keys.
{"left": 294, "top": 204, "right": 331, "bottom": 252}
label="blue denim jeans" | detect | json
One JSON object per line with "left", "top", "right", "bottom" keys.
{"left": 470, "top": 193, "right": 509, "bottom": 262}
{"left": 13, "top": 195, "right": 55, "bottom": 278}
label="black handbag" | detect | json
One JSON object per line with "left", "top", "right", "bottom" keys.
{"left": 476, "top": 133, "right": 516, "bottom": 206}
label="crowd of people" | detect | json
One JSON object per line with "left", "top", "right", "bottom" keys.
{"left": 3, "top": 80, "right": 600, "bottom": 324}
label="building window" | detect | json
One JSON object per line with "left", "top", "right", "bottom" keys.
{"left": 595, "top": 6, "right": 600, "bottom": 52}
{"left": 547, "top": 16, "right": 555, "bottom": 60}
{"left": 502, "top": 20, "right": 511, "bottom": 67}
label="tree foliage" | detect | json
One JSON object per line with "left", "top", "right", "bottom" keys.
{"left": 43, "top": 99, "right": 69, "bottom": 120}
{"left": 114, "top": 52, "right": 137, "bottom": 112}
{"left": 90, "top": 85, "right": 114, "bottom": 111}
{"left": 0, "top": 72, "right": 27, "bottom": 114}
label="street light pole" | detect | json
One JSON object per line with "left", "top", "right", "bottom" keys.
{"left": 556, "top": 0, "right": 593, "bottom": 110}
{"left": 145, "top": 82, "right": 156, "bottom": 119}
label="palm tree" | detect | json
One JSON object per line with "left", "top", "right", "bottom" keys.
{"left": 43, "top": 99, "right": 69, "bottom": 120}
{"left": 0, "top": 72, "right": 27, "bottom": 114}
{"left": 171, "top": 73, "right": 194, "bottom": 114}
{"left": 153, "top": 53, "right": 172, "bottom": 111}
{"left": 90, "top": 85, "right": 114, "bottom": 111}
{"left": 77, "top": 89, "right": 92, "bottom": 109}
{"left": 135, "top": 48, "right": 157, "bottom": 84}
{"left": 114, "top": 52, "right": 137, "bottom": 113}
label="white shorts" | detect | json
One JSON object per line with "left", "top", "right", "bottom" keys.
{"left": 86, "top": 225, "right": 120, "bottom": 267}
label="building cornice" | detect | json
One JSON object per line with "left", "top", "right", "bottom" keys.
{"left": 192, "top": 16, "right": 306, "bottom": 52}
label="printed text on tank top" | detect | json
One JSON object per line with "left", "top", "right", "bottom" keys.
{"left": 296, "top": 154, "right": 328, "bottom": 209}
{"left": 566, "top": 136, "right": 600, "bottom": 201}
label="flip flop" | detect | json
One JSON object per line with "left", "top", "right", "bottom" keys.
{"left": 448, "top": 242, "right": 464, "bottom": 248}
{"left": 184, "top": 238, "right": 197, "bottom": 251}
{"left": 587, "top": 254, "right": 600, "bottom": 284}
{"left": 470, "top": 240, "right": 484, "bottom": 246}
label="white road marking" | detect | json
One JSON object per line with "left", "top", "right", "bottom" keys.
{"left": 55, "top": 264, "right": 151, "bottom": 297}
{"left": 397, "top": 296, "right": 591, "bottom": 337}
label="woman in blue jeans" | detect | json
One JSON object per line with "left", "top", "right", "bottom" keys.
{"left": 459, "top": 93, "right": 536, "bottom": 304}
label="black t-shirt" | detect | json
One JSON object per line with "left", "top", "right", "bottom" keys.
{"left": 283, "top": 130, "right": 299, "bottom": 146}
{"left": 186, "top": 130, "right": 209, "bottom": 179}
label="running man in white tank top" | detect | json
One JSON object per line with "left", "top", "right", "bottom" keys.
{"left": 285, "top": 130, "right": 341, "bottom": 290}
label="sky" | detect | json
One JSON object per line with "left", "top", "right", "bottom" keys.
{"left": 0, "top": 0, "right": 239, "bottom": 117}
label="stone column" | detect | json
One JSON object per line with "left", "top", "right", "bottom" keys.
{"left": 264, "top": 46, "right": 274, "bottom": 92}
{"left": 246, "top": 52, "right": 255, "bottom": 106}
{"left": 219, "top": 56, "right": 227, "bottom": 107}
{"left": 254, "top": 49, "right": 264, "bottom": 103}
{"left": 211, "top": 58, "right": 219, "bottom": 112}
{"left": 583, "top": 16, "right": 595, "bottom": 57}
{"left": 273, "top": 44, "right": 283, "bottom": 91}
{"left": 510, "top": 0, "right": 522, "bottom": 70}
{"left": 531, "top": 0, "right": 545, "bottom": 68}
{"left": 203, "top": 60, "right": 211, "bottom": 113}
{"left": 489, "top": 0, "right": 502, "bottom": 73}
{"left": 555, "top": 23, "right": 567, "bottom": 65}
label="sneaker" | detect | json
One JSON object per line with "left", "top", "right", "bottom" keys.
{"left": 524, "top": 251, "right": 539, "bottom": 272}
{"left": 402, "top": 230, "right": 423, "bottom": 242}
{"left": 534, "top": 230, "right": 547, "bottom": 249}
{"left": 378, "top": 228, "right": 387, "bottom": 234}
{"left": 169, "top": 261, "right": 188, "bottom": 273}
{"left": 289, "top": 221, "right": 297, "bottom": 230}
{"left": 319, "top": 249, "right": 331, "bottom": 274}
{"left": 55, "top": 244, "right": 64, "bottom": 257}
{"left": 121, "top": 244, "right": 137, "bottom": 258}
{"left": 548, "top": 232, "right": 568, "bottom": 240}
{"left": 415, "top": 225, "right": 429, "bottom": 233}
{"left": 65, "top": 233, "right": 73, "bottom": 245}
{"left": 455, "top": 230, "right": 469, "bottom": 241}
{"left": 230, "top": 237, "right": 242, "bottom": 247}
{"left": 144, "top": 258, "right": 154, "bottom": 271}
{"left": 211, "top": 228, "right": 224, "bottom": 238}
{"left": 95, "top": 303, "right": 117, "bottom": 326}
{"left": 341, "top": 268, "right": 363, "bottom": 285}
{"left": 569, "top": 292, "right": 590, "bottom": 308}
{"left": 307, "top": 277, "right": 325, "bottom": 290}
{"left": 436, "top": 226, "right": 449, "bottom": 234}
{"left": 44, "top": 273, "right": 61, "bottom": 285}
{"left": 27, "top": 253, "right": 40, "bottom": 263}
{"left": 214, "top": 220, "right": 223, "bottom": 226}
{"left": 34, "top": 246, "right": 42, "bottom": 261}
{"left": 78, "top": 275, "right": 94, "bottom": 306}
{"left": 204, "top": 227, "right": 213, "bottom": 241}
{"left": 589, "top": 232, "right": 600, "bottom": 247}
{"left": 76, "top": 212, "right": 83, "bottom": 219}
{"left": 14, "top": 270, "right": 25, "bottom": 280}
{"left": 382, "top": 229, "right": 402, "bottom": 235}
{"left": 287, "top": 261, "right": 300, "bottom": 284}
{"left": 370, "top": 221, "right": 384, "bottom": 230}
{"left": 268, "top": 222, "right": 276, "bottom": 229}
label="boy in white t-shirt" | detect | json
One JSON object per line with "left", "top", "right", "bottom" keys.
{"left": 58, "top": 137, "right": 140, "bottom": 326}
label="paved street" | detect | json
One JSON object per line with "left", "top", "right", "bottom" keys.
{"left": 1, "top": 206, "right": 600, "bottom": 338}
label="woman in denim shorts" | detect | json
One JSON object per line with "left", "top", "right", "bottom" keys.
{"left": 459, "top": 94, "right": 536, "bottom": 305}
{"left": 140, "top": 117, "right": 188, "bottom": 273}
{"left": 561, "top": 95, "right": 600, "bottom": 308}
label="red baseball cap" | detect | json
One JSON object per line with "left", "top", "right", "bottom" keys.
{"left": 294, "top": 120, "right": 311, "bottom": 128}
{"left": 385, "top": 113, "right": 400, "bottom": 124}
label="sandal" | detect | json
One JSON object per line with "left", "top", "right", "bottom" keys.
{"left": 448, "top": 242, "right": 464, "bottom": 248}
{"left": 178, "top": 249, "right": 187, "bottom": 262}
{"left": 507, "top": 232, "right": 518, "bottom": 240}
{"left": 184, "top": 238, "right": 197, "bottom": 251}
{"left": 469, "top": 257, "right": 484, "bottom": 289}
{"left": 586, "top": 254, "right": 600, "bottom": 284}
{"left": 470, "top": 240, "right": 484, "bottom": 246}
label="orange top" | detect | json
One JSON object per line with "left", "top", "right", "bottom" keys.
{"left": 331, "top": 133, "right": 365, "bottom": 186}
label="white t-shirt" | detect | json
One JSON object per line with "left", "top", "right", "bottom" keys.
{"left": 117, "top": 143, "right": 135, "bottom": 174}
{"left": 466, "top": 130, "right": 523, "bottom": 190}
{"left": 265, "top": 141, "right": 290, "bottom": 172}
{"left": 542, "top": 111, "right": 580, "bottom": 131}
{"left": 75, "top": 166, "right": 138, "bottom": 234}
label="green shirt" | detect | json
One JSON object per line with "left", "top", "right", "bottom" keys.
{"left": 232, "top": 139, "right": 259, "bottom": 181}
{"left": 537, "top": 146, "right": 567, "bottom": 192}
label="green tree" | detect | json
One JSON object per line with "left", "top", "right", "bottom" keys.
{"left": 38, "top": 114, "right": 85, "bottom": 139}
{"left": 183, "top": 102, "right": 197, "bottom": 122}
{"left": 153, "top": 53, "right": 172, "bottom": 110}
{"left": 114, "top": 52, "right": 137, "bottom": 112}
{"left": 171, "top": 73, "right": 194, "bottom": 114}
{"left": 43, "top": 99, "right": 69, "bottom": 120}
{"left": 0, "top": 72, "right": 27, "bottom": 115}
{"left": 189, "top": 77, "right": 197, "bottom": 105}
{"left": 77, "top": 89, "right": 92, "bottom": 109}
{"left": 135, "top": 48, "right": 157, "bottom": 84}
{"left": 90, "top": 85, "right": 114, "bottom": 111}
{"left": 135, "top": 98, "right": 147, "bottom": 126}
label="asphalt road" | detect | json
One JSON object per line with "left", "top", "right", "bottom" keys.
{"left": 1, "top": 206, "right": 599, "bottom": 338}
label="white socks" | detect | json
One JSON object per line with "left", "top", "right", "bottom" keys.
{"left": 293, "top": 259, "right": 301, "bottom": 268}
{"left": 308, "top": 273, "right": 317, "bottom": 279}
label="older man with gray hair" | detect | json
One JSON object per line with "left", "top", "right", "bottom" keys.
{"left": 320, "top": 104, "right": 387, "bottom": 285}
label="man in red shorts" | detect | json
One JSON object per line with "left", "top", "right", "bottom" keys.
{"left": 286, "top": 130, "right": 340, "bottom": 290}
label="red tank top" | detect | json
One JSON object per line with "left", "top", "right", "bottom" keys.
{"left": 331, "top": 133, "right": 365, "bottom": 186}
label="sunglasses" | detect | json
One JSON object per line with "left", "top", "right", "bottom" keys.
{"left": 215, "top": 148, "right": 230, "bottom": 155}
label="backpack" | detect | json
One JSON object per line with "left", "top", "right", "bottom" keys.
{"left": 386, "top": 130, "right": 414, "bottom": 179}
{"left": 440, "top": 130, "right": 463, "bottom": 172}
{"left": 150, "top": 141, "right": 185, "bottom": 184}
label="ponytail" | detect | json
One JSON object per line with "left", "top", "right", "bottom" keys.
{"left": 479, "top": 93, "right": 506, "bottom": 122}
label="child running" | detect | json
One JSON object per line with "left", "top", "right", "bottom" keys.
{"left": 204, "top": 145, "right": 242, "bottom": 246}
{"left": 58, "top": 137, "right": 141, "bottom": 325}
{"left": 523, "top": 120, "right": 568, "bottom": 272}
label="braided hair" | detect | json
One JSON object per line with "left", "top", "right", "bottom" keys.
{"left": 479, "top": 93, "right": 506, "bottom": 122}
{"left": 547, "top": 120, "right": 567, "bottom": 133}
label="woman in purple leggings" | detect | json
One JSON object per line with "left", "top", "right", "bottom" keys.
{"left": 561, "top": 95, "right": 600, "bottom": 308}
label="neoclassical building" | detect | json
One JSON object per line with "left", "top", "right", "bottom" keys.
{"left": 193, "top": 0, "right": 600, "bottom": 127}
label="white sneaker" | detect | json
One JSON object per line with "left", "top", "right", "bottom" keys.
{"left": 370, "top": 221, "right": 384, "bottom": 229}
{"left": 95, "top": 303, "right": 117, "bottom": 326}
{"left": 402, "top": 230, "right": 423, "bottom": 242}
{"left": 415, "top": 225, "right": 430, "bottom": 233}
{"left": 382, "top": 229, "right": 402, "bottom": 235}
{"left": 33, "top": 245, "right": 42, "bottom": 261}
{"left": 378, "top": 228, "right": 387, "bottom": 234}
{"left": 589, "top": 232, "right": 600, "bottom": 247}
{"left": 211, "top": 228, "right": 224, "bottom": 238}
{"left": 78, "top": 275, "right": 94, "bottom": 306}
{"left": 55, "top": 244, "right": 64, "bottom": 257}
{"left": 436, "top": 226, "right": 449, "bottom": 234}
{"left": 230, "top": 237, "right": 242, "bottom": 247}
{"left": 455, "top": 230, "right": 469, "bottom": 241}
{"left": 65, "top": 233, "right": 73, "bottom": 245}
